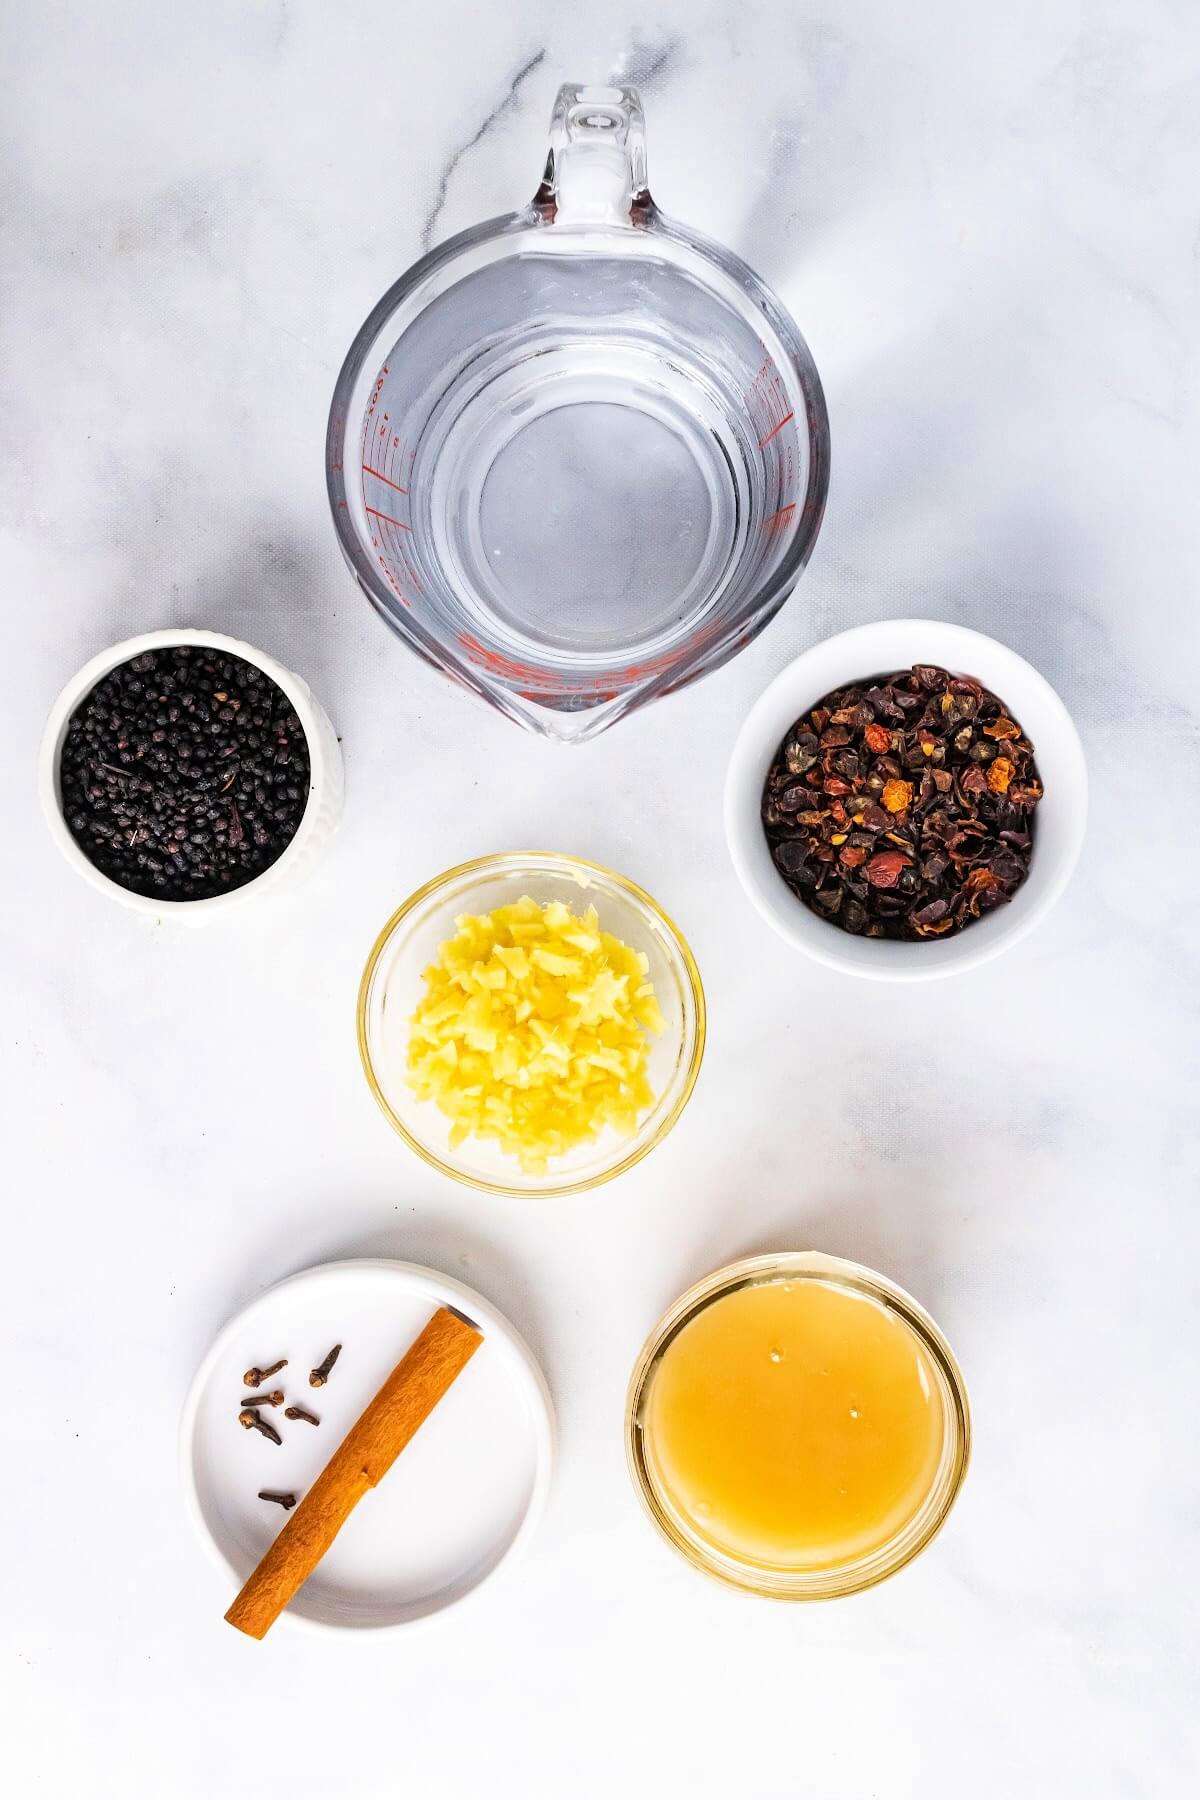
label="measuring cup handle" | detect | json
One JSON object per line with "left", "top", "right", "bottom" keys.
{"left": 534, "top": 83, "right": 651, "bottom": 226}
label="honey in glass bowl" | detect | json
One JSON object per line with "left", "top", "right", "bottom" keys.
{"left": 627, "top": 1254, "right": 970, "bottom": 1598}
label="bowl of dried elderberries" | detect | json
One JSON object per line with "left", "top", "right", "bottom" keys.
{"left": 725, "top": 620, "right": 1087, "bottom": 980}
{"left": 39, "top": 628, "right": 343, "bottom": 919}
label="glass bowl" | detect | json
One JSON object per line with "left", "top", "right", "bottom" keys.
{"left": 626, "top": 1252, "right": 971, "bottom": 1599}
{"left": 357, "top": 853, "right": 706, "bottom": 1197}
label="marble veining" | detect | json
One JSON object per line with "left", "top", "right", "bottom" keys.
{"left": 420, "top": 46, "right": 548, "bottom": 249}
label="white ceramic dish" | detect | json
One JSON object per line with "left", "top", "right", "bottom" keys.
{"left": 725, "top": 620, "right": 1087, "bottom": 981}
{"left": 180, "top": 1259, "right": 554, "bottom": 1634}
{"left": 39, "top": 627, "right": 343, "bottom": 920}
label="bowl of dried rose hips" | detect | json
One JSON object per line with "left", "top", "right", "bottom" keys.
{"left": 725, "top": 620, "right": 1086, "bottom": 979}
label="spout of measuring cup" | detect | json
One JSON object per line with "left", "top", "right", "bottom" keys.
{"left": 535, "top": 83, "right": 650, "bottom": 226}
{"left": 494, "top": 687, "right": 646, "bottom": 745}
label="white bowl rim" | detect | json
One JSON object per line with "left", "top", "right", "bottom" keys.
{"left": 38, "top": 626, "right": 335, "bottom": 916}
{"left": 724, "top": 619, "right": 1088, "bottom": 982}
{"left": 178, "top": 1257, "right": 556, "bottom": 1637}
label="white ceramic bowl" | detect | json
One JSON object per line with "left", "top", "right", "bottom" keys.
{"left": 725, "top": 620, "right": 1087, "bottom": 981}
{"left": 39, "top": 628, "right": 343, "bottom": 920}
{"left": 180, "top": 1259, "right": 554, "bottom": 1634}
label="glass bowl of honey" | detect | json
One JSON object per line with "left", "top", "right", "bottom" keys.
{"left": 626, "top": 1252, "right": 970, "bottom": 1598}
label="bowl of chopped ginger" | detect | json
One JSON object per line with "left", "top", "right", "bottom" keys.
{"left": 357, "top": 853, "right": 706, "bottom": 1196}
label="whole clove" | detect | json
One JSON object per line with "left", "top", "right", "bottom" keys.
{"left": 257, "top": 1490, "right": 297, "bottom": 1511}
{"left": 239, "top": 1390, "right": 284, "bottom": 1408}
{"left": 309, "top": 1345, "right": 342, "bottom": 1388}
{"left": 239, "top": 1408, "right": 282, "bottom": 1445}
{"left": 243, "top": 1360, "right": 287, "bottom": 1388}
{"left": 284, "top": 1404, "right": 320, "bottom": 1426}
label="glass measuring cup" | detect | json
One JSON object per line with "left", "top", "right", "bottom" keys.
{"left": 327, "top": 84, "right": 829, "bottom": 743}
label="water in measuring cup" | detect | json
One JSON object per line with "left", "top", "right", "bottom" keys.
{"left": 361, "top": 244, "right": 790, "bottom": 682}
{"left": 429, "top": 332, "right": 747, "bottom": 656}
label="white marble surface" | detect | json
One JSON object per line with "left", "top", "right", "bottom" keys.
{"left": 3, "top": 3, "right": 1198, "bottom": 1795}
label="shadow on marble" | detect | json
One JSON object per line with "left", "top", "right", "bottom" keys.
{"left": 188, "top": 527, "right": 350, "bottom": 718}
{"left": 213, "top": 1206, "right": 555, "bottom": 1397}
{"left": 642, "top": 1172, "right": 963, "bottom": 1324}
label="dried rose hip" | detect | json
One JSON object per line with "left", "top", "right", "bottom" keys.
{"left": 882, "top": 779, "right": 913, "bottom": 813}
{"left": 864, "top": 850, "right": 910, "bottom": 888}
{"left": 761, "top": 665, "right": 1043, "bottom": 941}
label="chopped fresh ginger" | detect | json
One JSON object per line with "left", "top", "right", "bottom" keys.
{"left": 407, "top": 896, "right": 665, "bottom": 1173}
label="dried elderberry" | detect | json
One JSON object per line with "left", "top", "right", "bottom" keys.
{"left": 58, "top": 646, "right": 310, "bottom": 901}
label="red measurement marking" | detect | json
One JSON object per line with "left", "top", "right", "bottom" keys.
{"left": 457, "top": 632, "right": 565, "bottom": 690}
{"left": 397, "top": 548, "right": 425, "bottom": 595}
{"left": 373, "top": 544, "right": 413, "bottom": 608}
{"left": 766, "top": 501, "right": 796, "bottom": 533}
{"left": 365, "top": 506, "right": 411, "bottom": 531}
{"left": 605, "top": 615, "right": 729, "bottom": 686}
{"left": 758, "top": 411, "right": 794, "bottom": 448}
{"left": 363, "top": 465, "right": 408, "bottom": 494}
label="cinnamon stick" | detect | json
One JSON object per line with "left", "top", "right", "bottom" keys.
{"left": 225, "top": 1305, "right": 483, "bottom": 1639}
